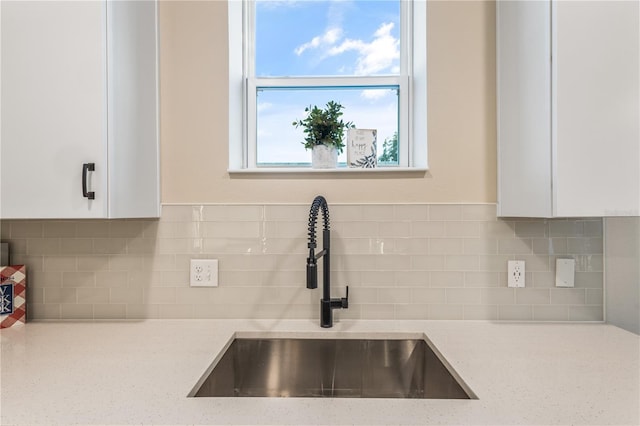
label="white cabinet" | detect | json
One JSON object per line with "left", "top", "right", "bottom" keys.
{"left": 1, "top": 0, "right": 159, "bottom": 219}
{"left": 497, "top": 0, "right": 639, "bottom": 217}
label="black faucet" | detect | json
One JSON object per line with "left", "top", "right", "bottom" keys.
{"left": 306, "top": 195, "right": 348, "bottom": 328}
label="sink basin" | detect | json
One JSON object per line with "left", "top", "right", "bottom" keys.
{"left": 189, "top": 335, "right": 476, "bottom": 399}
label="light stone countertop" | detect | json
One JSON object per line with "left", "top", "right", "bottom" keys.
{"left": 1, "top": 320, "right": 638, "bottom": 425}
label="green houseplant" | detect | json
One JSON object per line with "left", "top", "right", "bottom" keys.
{"left": 292, "top": 101, "right": 355, "bottom": 168}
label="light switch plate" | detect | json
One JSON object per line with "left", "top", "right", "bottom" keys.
{"left": 190, "top": 259, "right": 218, "bottom": 287}
{"left": 555, "top": 258, "right": 575, "bottom": 288}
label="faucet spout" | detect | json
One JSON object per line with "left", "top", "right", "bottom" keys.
{"left": 306, "top": 195, "right": 348, "bottom": 328}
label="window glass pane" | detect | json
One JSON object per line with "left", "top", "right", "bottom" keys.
{"left": 256, "top": 87, "right": 399, "bottom": 167}
{"left": 255, "top": 0, "right": 401, "bottom": 77}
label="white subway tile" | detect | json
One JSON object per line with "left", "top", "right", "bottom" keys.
{"left": 264, "top": 204, "right": 316, "bottom": 221}
{"left": 446, "top": 288, "right": 482, "bottom": 304}
{"left": 378, "top": 288, "right": 412, "bottom": 304}
{"left": 144, "top": 287, "right": 176, "bottom": 304}
{"left": 480, "top": 288, "right": 515, "bottom": 305}
{"left": 361, "top": 304, "right": 395, "bottom": 320}
{"left": 532, "top": 238, "right": 568, "bottom": 255}
{"left": 549, "top": 220, "right": 584, "bottom": 237}
{"left": 77, "top": 256, "right": 109, "bottom": 272}
{"left": 394, "top": 205, "right": 428, "bottom": 220}
{"left": 60, "top": 239, "right": 94, "bottom": 255}
{"left": 444, "top": 255, "right": 479, "bottom": 271}
{"left": 395, "top": 271, "right": 430, "bottom": 286}
{"left": 515, "top": 289, "right": 550, "bottom": 305}
{"left": 27, "top": 239, "right": 61, "bottom": 255}
{"left": 462, "top": 205, "right": 497, "bottom": 221}
{"left": 359, "top": 270, "right": 393, "bottom": 286}
{"left": 395, "top": 304, "right": 428, "bottom": 320}
{"left": 126, "top": 304, "right": 159, "bottom": 319}
{"left": 531, "top": 271, "right": 555, "bottom": 288}
{"left": 410, "top": 255, "right": 445, "bottom": 271}
{"left": 96, "top": 271, "right": 128, "bottom": 288}
{"left": 61, "top": 304, "right": 93, "bottom": 319}
{"left": 3, "top": 203, "right": 605, "bottom": 321}
{"left": 583, "top": 220, "right": 603, "bottom": 237}
{"left": 76, "top": 288, "right": 110, "bottom": 304}
{"left": 11, "top": 221, "right": 44, "bottom": 238}
{"left": 43, "top": 221, "right": 76, "bottom": 238}
{"left": 586, "top": 289, "right": 603, "bottom": 305}
{"left": 44, "top": 256, "right": 77, "bottom": 271}
{"left": 28, "top": 287, "right": 44, "bottom": 304}
{"left": 463, "top": 239, "right": 498, "bottom": 255}
{"left": 76, "top": 221, "right": 110, "bottom": 238}
{"left": 429, "top": 205, "right": 462, "bottom": 221}
{"left": 514, "top": 221, "right": 548, "bottom": 237}
{"left": 498, "top": 305, "right": 533, "bottom": 321}
{"left": 411, "top": 288, "right": 446, "bottom": 304}
{"left": 481, "top": 220, "right": 516, "bottom": 238}
{"left": 567, "top": 238, "right": 603, "bottom": 254}
{"left": 110, "top": 287, "right": 143, "bottom": 304}
{"left": 394, "top": 238, "right": 429, "bottom": 254}
{"left": 464, "top": 271, "right": 500, "bottom": 287}
{"left": 379, "top": 221, "right": 410, "bottom": 238}
{"left": 44, "top": 288, "right": 77, "bottom": 304}
{"left": 62, "top": 272, "right": 95, "bottom": 288}
{"left": 569, "top": 305, "right": 603, "bottom": 321}
{"left": 533, "top": 305, "right": 568, "bottom": 321}
{"left": 498, "top": 238, "right": 532, "bottom": 255}
{"left": 550, "top": 289, "right": 586, "bottom": 305}
{"left": 375, "top": 254, "right": 411, "bottom": 271}
{"left": 109, "top": 221, "right": 145, "bottom": 238}
{"left": 431, "top": 271, "right": 464, "bottom": 288}
{"left": 427, "top": 305, "right": 463, "bottom": 320}
{"left": 463, "top": 305, "right": 498, "bottom": 320}
{"left": 27, "top": 303, "right": 61, "bottom": 320}
{"left": 429, "top": 238, "right": 464, "bottom": 255}
{"left": 445, "top": 221, "right": 480, "bottom": 238}
{"left": 410, "top": 221, "right": 446, "bottom": 237}
{"left": 94, "top": 304, "right": 126, "bottom": 319}
{"left": 159, "top": 304, "right": 194, "bottom": 319}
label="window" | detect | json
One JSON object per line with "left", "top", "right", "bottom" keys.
{"left": 229, "top": 0, "right": 426, "bottom": 171}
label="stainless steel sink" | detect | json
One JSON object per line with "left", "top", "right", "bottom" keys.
{"left": 189, "top": 336, "right": 476, "bottom": 399}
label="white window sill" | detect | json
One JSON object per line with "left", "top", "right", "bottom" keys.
{"left": 228, "top": 167, "right": 428, "bottom": 177}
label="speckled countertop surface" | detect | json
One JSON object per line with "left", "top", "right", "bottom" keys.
{"left": 1, "top": 320, "right": 638, "bottom": 425}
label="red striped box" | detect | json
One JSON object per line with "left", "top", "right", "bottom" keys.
{"left": 1, "top": 265, "right": 27, "bottom": 328}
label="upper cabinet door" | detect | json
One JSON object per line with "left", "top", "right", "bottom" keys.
{"left": 553, "top": 0, "right": 640, "bottom": 217}
{"left": 497, "top": 0, "right": 640, "bottom": 218}
{"left": 1, "top": 1, "right": 108, "bottom": 218}
{"left": 1, "top": 1, "right": 159, "bottom": 219}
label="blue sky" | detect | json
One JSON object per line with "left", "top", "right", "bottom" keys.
{"left": 254, "top": 0, "right": 401, "bottom": 165}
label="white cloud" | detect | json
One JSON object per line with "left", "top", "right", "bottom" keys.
{"left": 295, "top": 21, "right": 399, "bottom": 76}
{"left": 294, "top": 27, "right": 343, "bottom": 56}
{"left": 257, "top": 102, "right": 274, "bottom": 113}
{"left": 327, "top": 22, "right": 399, "bottom": 75}
{"left": 361, "top": 89, "right": 391, "bottom": 101}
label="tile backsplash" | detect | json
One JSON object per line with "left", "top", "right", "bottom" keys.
{"left": 0, "top": 204, "right": 604, "bottom": 321}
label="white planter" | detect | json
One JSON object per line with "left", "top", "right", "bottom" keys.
{"left": 311, "top": 145, "right": 338, "bottom": 169}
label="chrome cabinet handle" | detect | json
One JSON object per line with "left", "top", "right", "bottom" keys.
{"left": 82, "top": 163, "right": 95, "bottom": 200}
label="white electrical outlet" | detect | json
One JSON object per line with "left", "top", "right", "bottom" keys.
{"left": 508, "top": 260, "right": 525, "bottom": 288}
{"left": 190, "top": 259, "right": 218, "bottom": 287}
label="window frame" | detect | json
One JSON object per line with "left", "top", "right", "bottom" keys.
{"left": 228, "top": 0, "right": 427, "bottom": 172}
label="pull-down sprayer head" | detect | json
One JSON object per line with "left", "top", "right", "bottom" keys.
{"left": 306, "top": 196, "right": 330, "bottom": 289}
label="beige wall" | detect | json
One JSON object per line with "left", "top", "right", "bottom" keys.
{"left": 159, "top": 0, "right": 497, "bottom": 204}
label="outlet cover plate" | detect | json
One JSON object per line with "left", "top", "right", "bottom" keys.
{"left": 190, "top": 259, "right": 218, "bottom": 287}
{"left": 508, "top": 260, "right": 525, "bottom": 288}
{"left": 555, "top": 258, "right": 575, "bottom": 288}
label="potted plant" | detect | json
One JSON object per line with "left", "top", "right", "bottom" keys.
{"left": 292, "top": 100, "right": 355, "bottom": 168}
